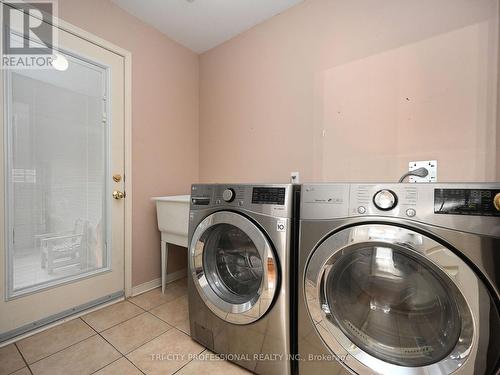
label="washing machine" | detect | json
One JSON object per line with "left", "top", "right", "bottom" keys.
{"left": 298, "top": 183, "right": 500, "bottom": 375}
{"left": 188, "top": 184, "right": 300, "bottom": 375}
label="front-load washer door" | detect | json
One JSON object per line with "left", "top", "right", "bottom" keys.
{"left": 190, "top": 211, "right": 278, "bottom": 325}
{"left": 305, "top": 224, "right": 500, "bottom": 375}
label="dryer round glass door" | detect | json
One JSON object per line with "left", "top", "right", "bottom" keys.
{"left": 190, "top": 211, "right": 278, "bottom": 325}
{"left": 203, "top": 224, "right": 263, "bottom": 304}
{"left": 325, "top": 246, "right": 461, "bottom": 366}
{"left": 304, "top": 224, "right": 489, "bottom": 375}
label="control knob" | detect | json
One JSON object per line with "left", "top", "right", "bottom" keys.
{"left": 373, "top": 190, "right": 398, "bottom": 211}
{"left": 222, "top": 188, "right": 235, "bottom": 202}
{"left": 494, "top": 193, "right": 500, "bottom": 212}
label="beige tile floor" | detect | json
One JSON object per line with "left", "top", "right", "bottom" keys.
{"left": 0, "top": 278, "right": 251, "bottom": 375}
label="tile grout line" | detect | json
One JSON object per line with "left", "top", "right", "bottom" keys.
{"left": 148, "top": 292, "right": 187, "bottom": 311}
{"left": 25, "top": 333, "right": 99, "bottom": 369}
{"left": 88, "top": 305, "right": 191, "bottom": 374}
{"left": 99, "top": 316, "right": 166, "bottom": 375}
{"left": 136, "top": 285, "right": 197, "bottom": 372}
{"left": 81, "top": 317, "right": 147, "bottom": 375}
{"left": 11, "top": 286, "right": 188, "bottom": 375}
{"left": 128, "top": 290, "right": 187, "bottom": 312}
{"left": 13, "top": 342, "right": 33, "bottom": 375}
{"left": 120, "top": 296, "right": 195, "bottom": 371}
{"left": 82, "top": 303, "right": 146, "bottom": 333}
{"left": 144, "top": 308, "right": 191, "bottom": 334}
{"left": 86, "top": 356, "right": 125, "bottom": 375}
{"left": 12, "top": 300, "right": 144, "bottom": 370}
{"left": 163, "top": 319, "right": 190, "bottom": 337}
{"left": 84, "top": 295, "right": 181, "bottom": 336}
{"left": 122, "top": 356, "right": 147, "bottom": 375}
{"left": 128, "top": 298, "right": 171, "bottom": 311}
{"left": 82, "top": 313, "right": 166, "bottom": 375}
{"left": 21, "top": 318, "right": 98, "bottom": 369}
{"left": 127, "top": 281, "right": 187, "bottom": 308}
{"left": 83, "top": 299, "right": 178, "bottom": 351}
{"left": 126, "top": 298, "right": 151, "bottom": 310}
{"left": 80, "top": 318, "right": 120, "bottom": 373}
{"left": 129, "top": 278, "right": 187, "bottom": 300}
{"left": 146, "top": 302, "right": 190, "bottom": 335}
{"left": 170, "top": 326, "right": 207, "bottom": 374}
{"left": 125, "top": 310, "right": 175, "bottom": 351}
{"left": 171, "top": 348, "right": 208, "bottom": 375}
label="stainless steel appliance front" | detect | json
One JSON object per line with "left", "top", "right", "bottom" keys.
{"left": 188, "top": 184, "right": 296, "bottom": 375}
{"left": 298, "top": 183, "right": 500, "bottom": 375}
{"left": 190, "top": 211, "right": 277, "bottom": 324}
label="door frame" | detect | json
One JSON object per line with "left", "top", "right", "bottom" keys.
{"left": 2, "top": 4, "right": 134, "bottom": 297}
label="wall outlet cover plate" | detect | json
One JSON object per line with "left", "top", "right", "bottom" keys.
{"left": 409, "top": 160, "right": 437, "bottom": 183}
{"left": 290, "top": 171, "right": 300, "bottom": 184}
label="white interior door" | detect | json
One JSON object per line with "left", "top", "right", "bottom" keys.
{"left": 0, "top": 9, "right": 126, "bottom": 341}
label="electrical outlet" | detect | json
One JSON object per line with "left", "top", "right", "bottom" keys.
{"left": 290, "top": 172, "right": 300, "bottom": 184}
{"left": 409, "top": 161, "right": 437, "bottom": 183}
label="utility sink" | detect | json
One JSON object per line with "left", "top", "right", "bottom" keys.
{"left": 152, "top": 195, "right": 190, "bottom": 247}
{"left": 152, "top": 195, "right": 190, "bottom": 293}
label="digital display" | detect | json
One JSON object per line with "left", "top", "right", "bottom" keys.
{"left": 252, "top": 187, "right": 286, "bottom": 205}
{"left": 434, "top": 189, "right": 500, "bottom": 216}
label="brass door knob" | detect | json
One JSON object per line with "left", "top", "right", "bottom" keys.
{"left": 112, "top": 190, "right": 126, "bottom": 200}
{"left": 494, "top": 193, "right": 500, "bottom": 212}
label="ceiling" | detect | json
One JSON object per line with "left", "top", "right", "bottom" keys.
{"left": 111, "top": 0, "right": 304, "bottom": 53}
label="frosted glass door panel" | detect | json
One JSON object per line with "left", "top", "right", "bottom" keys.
{"left": 5, "top": 52, "right": 109, "bottom": 297}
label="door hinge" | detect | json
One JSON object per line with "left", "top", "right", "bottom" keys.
{"left": 102, "top": 96, "right": 107, "bottom": 124}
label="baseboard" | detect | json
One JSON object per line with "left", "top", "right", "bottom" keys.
{"left": 131, "top": 268, "right": 187, "bottom": 297}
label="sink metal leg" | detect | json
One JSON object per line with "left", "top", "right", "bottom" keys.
{"left": 161, "top": 241, "right": 169, "bottom": 294}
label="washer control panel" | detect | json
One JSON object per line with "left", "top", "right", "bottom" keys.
{"left": 301, "top": 183, "right": 500, "bottom": 237}
{"left": 349, "top": 184, "right": 418, "bottom": 218}
{"left": 190, "top": 184, "right": 293, "bottom": 219}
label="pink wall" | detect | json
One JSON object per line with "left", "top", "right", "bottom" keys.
{"left": 58, "top": 0, "right": 198, "bottom": 286}
{"left": 199, "top": 0, "right": 499, "bottom": 183}
{"left": 56, "top": 0, "right": 499, "bottom": 287}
